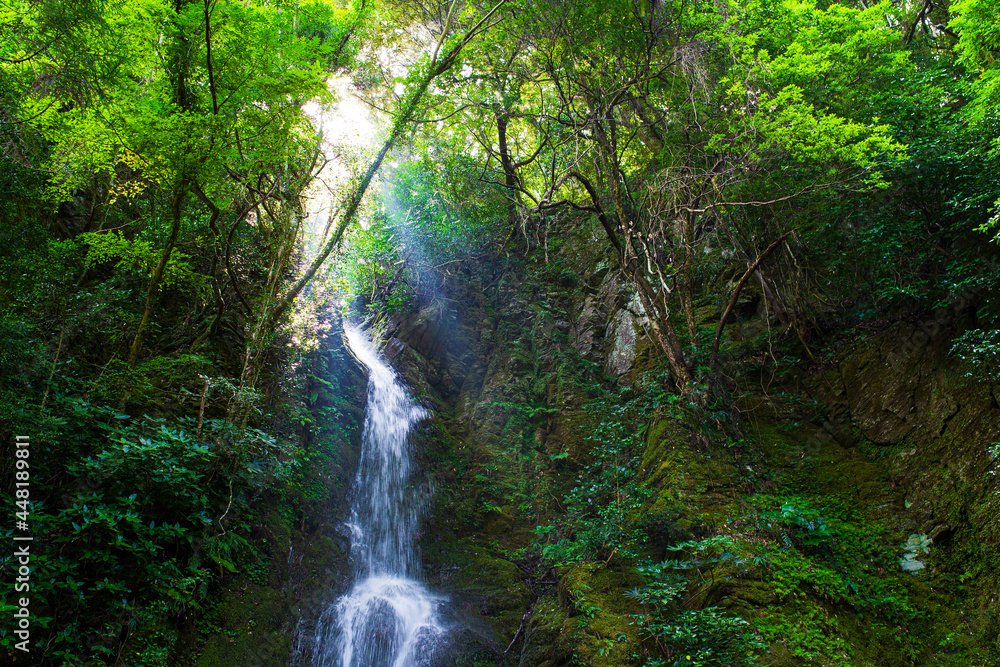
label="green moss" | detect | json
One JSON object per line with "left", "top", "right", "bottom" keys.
{"left": 558, "top": 565, "right": 645, "bottom": 666}
{"left": 423, "top": 539, "right": 531, "bottom": 637}
{"left": 196, "top": 583, "right": 294, "bottom": 667}
{"left": 519, "top": 597, "right": 575, "bottom": 667}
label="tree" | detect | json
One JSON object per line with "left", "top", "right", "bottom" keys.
{"left": 951, "top": 0, "right": 1000, "bottom": 239}
{"left": 403, "top": 0, "right": 906, "bottom": 389}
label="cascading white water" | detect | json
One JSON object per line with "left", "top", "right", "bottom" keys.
{"left": 313, "top": 323, "right": 445, "bottom": 667}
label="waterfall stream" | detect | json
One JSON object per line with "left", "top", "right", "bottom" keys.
{"left": 312, "top": 323, "right": 445, "bottom": 667}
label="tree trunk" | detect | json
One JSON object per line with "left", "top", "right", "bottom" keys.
{"left": 633, "top": 271, "right": 691, "bottom": 388}
{"left": 496, "top": 111, "right": 519, "bottom": 227}
{"left": 128, "top": 185, "right": 187, "bottom": 366}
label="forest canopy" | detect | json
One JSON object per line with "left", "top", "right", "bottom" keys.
{"left": 1, "top": 0, "right": 999, "bottom": 663}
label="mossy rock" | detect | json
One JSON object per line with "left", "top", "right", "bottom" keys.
{"left": 695, "top": 302, "right": 721, "bottom": 326}
{"left": 555, "top": 565, "right": 645, "bottom": 667}
{"left": 549, "top": 410, "right": 592, "bottom": 461}
{"left": 423, "top": 539, "right": 531, "bottom": 639}
{"left": 297, "top": 533, "right": 346, "bottom": 592}
{"left": 641, "top": 416, "right": 739, "bottom": 516}
{"left": 518, "top": 596, "right": 574, "bottom": 667}
{"left": 196, "top": 583, "right": 295, "bottom": 667}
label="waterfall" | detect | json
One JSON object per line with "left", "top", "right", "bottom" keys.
{"left": 313, "top": 323, "right": 445, "bottom": 667}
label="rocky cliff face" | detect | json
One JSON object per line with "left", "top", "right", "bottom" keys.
{"left": 376, "top": 225, "right": 999, "bottom": 665}
{"left": 818, "top": 319, "right": 999, "bottom": 618}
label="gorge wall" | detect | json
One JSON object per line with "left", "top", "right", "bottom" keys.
{"left": 374, "top": 216, "right": 1000, "bottom": 666}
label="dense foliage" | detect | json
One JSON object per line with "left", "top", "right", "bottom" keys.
{"left": 0, "top": 0, "right": 369, "bottom": 661}
{"left": 347, "top": 0, "right": 998, "bottom": 389}
{"left": 2, "top": 0, "right": 999, "bottom": 664}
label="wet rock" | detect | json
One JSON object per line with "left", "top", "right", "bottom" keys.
{"left": 396, "top": 302, "right": 448, "bottom": 360}
{"left": 384, "top": 336, "right": 405, "bottom": 360}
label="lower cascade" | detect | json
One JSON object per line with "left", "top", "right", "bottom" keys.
{"left": 313, "top": 323, "right": 445, "bottom": 666}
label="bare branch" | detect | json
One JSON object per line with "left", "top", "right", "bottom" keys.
{"left": 709, "top": 230, "right": 794, "bottom": 371}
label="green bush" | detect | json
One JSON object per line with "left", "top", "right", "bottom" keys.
{"left": 628, "top": 560, "right": 762, "bottom": 667}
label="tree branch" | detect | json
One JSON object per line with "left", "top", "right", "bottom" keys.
{"left": 709, "top": 230, "right": 794, "bottom": 372}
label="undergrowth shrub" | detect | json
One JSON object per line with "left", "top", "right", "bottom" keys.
{"left": 628, "top": 557, "right": 763, "bottom": 667}
{"left": 0, "top": 408, "right": 298, "bottom": 662}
